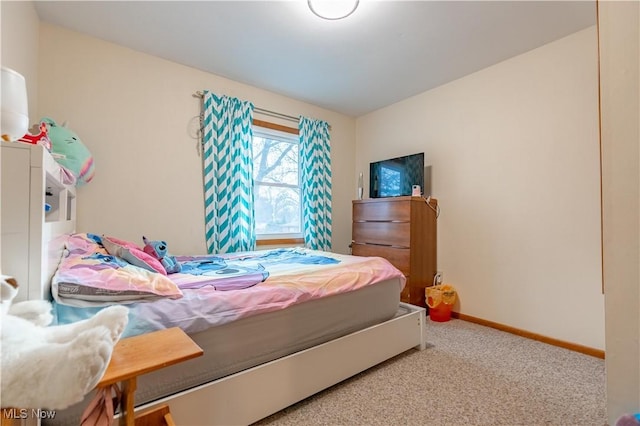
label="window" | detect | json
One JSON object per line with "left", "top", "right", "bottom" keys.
{"left": 252, "top": 124, "right": 301, "bottom": 240}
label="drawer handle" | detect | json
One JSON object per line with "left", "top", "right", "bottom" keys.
{"left": 351, "top": 242, "right": 409, "bottom": 249}
{"left": 353, "top": 220, "right": 409, "bottom": 223}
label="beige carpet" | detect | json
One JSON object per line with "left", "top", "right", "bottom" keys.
{"left": 254, "top": 318, "right": 605, "bottom": 426}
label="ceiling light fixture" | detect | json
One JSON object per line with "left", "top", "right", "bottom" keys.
{"left": 308, "top": 0, "right": 359, "bottom": 20}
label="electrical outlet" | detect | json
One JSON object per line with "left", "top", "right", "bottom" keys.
{"left": 435, "top": 271, "right": 444, "bottom": 285}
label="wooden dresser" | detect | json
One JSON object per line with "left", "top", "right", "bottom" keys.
{"left": 351, "top": 196, "right": 437, "bottom": 307}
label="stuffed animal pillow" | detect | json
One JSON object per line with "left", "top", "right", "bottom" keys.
{"left": 102, "top": 235, "right": 167, "bottom": 275}
{"left": 142, "top": 236, "right": 182, "bottom": 274}
{"left": 0, "top": 274, "right": 128, "bottom": 410}
{"left": 41, "top": 117, "right": 95, "bottom": 185}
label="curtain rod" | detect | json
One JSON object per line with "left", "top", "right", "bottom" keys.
{"left": 193, "top": 91, "right": 331, "bottom": 130}
{"left": 193, "top": 91, "right": 298, "bottom": 124}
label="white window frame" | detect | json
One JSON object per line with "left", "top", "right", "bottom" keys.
{"left": 252, "top": 124, "right": 303, "bottom": 241}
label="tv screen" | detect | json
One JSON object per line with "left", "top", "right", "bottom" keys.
{"left": 370, "top": 153, "right": 424, "bottom": 198}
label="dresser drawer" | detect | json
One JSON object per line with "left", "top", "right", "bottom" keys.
{"left": 353, "top": 200, "right": 410, "bottom": 222}
{"left": 352, "top": 222, "right": 410, "bottom": 247}
{"left": 351, "top": 243, "right": 410, "bottom": 275}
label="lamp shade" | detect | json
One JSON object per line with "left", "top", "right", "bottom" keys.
{"left": 1, "top": 67, "right": 29, "bottom": 142}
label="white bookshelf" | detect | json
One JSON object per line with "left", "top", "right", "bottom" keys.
{"left": 1, "top": 141, "right": 76, "bottom": 302}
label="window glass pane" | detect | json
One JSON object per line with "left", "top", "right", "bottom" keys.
{"left": 253, "top": 136, "right": 299, "bottom": 186}
{"left": 254, "top": 184, "right": 301, "bottom": 234}
{"left": 252, "top": 127, "right": 302, "bottom": 238}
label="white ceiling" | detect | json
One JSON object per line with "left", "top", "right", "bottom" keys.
{"left": 34, "top": 1, "right": 596, "bottom": 117}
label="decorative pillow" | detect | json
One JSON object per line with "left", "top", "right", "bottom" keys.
{"left": 64, "top": 233, "right": 106, "bottom": 256}
{"left": 41, "top": 117, "right": 95, "bottom": 185}
{"left": 102, "top": 235, "right": 167, "bottom": 275}
{"left": 52, "top": 251, "right": 183, "bottom": 307}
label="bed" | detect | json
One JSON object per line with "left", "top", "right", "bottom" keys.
{"left": 1, "top": 143, "right": 427, "bottom": 426}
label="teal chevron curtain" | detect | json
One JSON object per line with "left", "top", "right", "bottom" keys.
{"left": 299, "top": 116, "right": 332, "bottom": 251}
{"left": 201, "top": 91, "right": 255, "bottom": 254}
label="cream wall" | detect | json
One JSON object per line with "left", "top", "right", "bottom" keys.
{"left": 356, "top": 27, "right": 604, "bottom": 349}
{"left": 0, "top": 1, "right": 39, "bottom": 120}
{"left": 0, "top": 1, "right": 40, "bottom": 265}
{"left": 599, "top": 1, "right": 640, "bottom": 423}
{"left": 36, "top": 23, "right": 356, "bottom": 255}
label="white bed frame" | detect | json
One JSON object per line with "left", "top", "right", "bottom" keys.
{"left": 1, "top": 142, "right": 427, "bottom": 426}
{"left": 135, "top": 302, "right": 425, "bottom": 425}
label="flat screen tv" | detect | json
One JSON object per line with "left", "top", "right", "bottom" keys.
{"left": 369, "top": 152, "right": 424, "bottom": 198}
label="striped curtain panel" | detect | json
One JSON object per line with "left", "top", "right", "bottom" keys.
{"left": 299, "top": 116, "right": 332, "bottom": 251}
{"left": 201, "top": 91, "right": 256, "bottom": 254}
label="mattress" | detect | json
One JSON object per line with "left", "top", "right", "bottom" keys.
{"left": 45, "top": 277, "right": 402, "bottom": 425}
